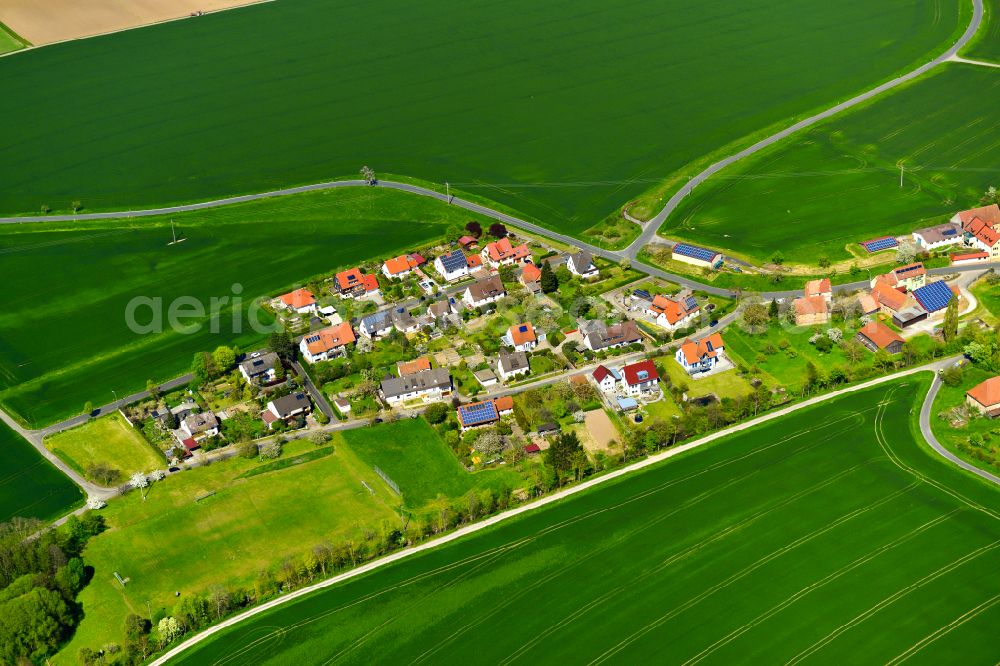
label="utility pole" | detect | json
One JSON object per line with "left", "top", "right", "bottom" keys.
{"left": 445, "top": 182, "right": 450, "bottom": 203}
{"left": 899, "top": 164, "right": 904, "bottom": 188}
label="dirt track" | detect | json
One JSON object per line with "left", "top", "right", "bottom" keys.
{"left": 0, "top": 0, "right": 266, "bottom": 46}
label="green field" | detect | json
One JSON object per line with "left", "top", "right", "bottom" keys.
{"left": 341, "top": 419, "right": 525, "bottom": 508}
{"left": 45, "top": 413, "right": 164, "bottom": 484}
{"left": 0, "top": 420, "right": 82, "bottom": 522}
{"left": 0, "top": 22, "right": 26, "bottom": 54}
{"left": 166, "top": 377, "right": 1000, "bottom": 664}
{"left": 665, "top": 64, "right": 1000, "bottom": 264}
{"left": 55, "top": 438, "right": 400, "bottom": 663}
{"left": 0, "top": 187, "right": 486, "bottom": 427}
{"left": 0, "top": 0, "right": 961, "bottom": 231}
{"left": 963, "top": 0, "right": 1000, "bottom": 62}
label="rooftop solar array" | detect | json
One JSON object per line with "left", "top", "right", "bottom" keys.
{"left": 895, "top": 263, "right": 924, "bottom": 276}
{"left": 459, "top": 401, "right": 498, "bottom": 426}
{"left": 438, "top": 250, "right": 467, "bottom": 272}
{"left": 912, "top": 280, "right": 954, "bottom": 313}
{"left": 942, "top": 227, "right": 958, "bottom": 236}
{"left": 633, "top": 289, "right": 651, "bottom": 300}
{"left": 683, "top": 296, "right": 698, "bottom": 311}
{"left": 860, "top": 237, "right": 899, "bottom": 253}
{"left": 673, "top": 243, "right": 720, "bottom": 262}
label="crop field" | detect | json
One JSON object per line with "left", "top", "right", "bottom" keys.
{"left": 963, "top": 0, "right": 1000, "bottom": 62}
{"left": 341, "top": 419, "right": 525, "bottom": 508}
{"left": 166, "top": 378, "right": 1000, "bottom": 665}
{"left": 0, "top": 187, "right": 486, "bottom": 427}
{"left": 0, "top": 421, "right": 82, "bottom": 522}
{"left": 664, "top": 64, "right": 1000, "bottom": 265}
{"left": 0, "top": 0, "right": 961, "bottom": 232}
{"left": 0, "top": 21, "right": 26, "bottom": 54}
{"left": 45, "top": 413, "right": 164, "bottom": 483}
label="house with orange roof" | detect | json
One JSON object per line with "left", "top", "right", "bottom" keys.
{"left": 951, "top": 251, "right": 990, "bottom": 266}
{"left": 502, "top": 322, "right": 543, "bottom": 352}
{"left": 381, "top": 254, "right": 424, "bottom": 280}
{"left": 857, "top": 293, "right": 880, "bottom": 316}
{"left": 870, "top": 278, "right": 912, "bottom": 315}
{"left": 675, "top": 333, "right": 725, "bottom": 374}
{"left": 335, "top": 268, "right": 381, "bottom": 299}
{"left": 397, "top": 357, "right": 432, "bottom": 376}
{"left": 299, "top": 322, "right": 356, "bottom": 364}
{"left": 493, "top": 396, "right": 514, "bottom": 415}
{"left": 278, "top": 288, "right": 317, "bottom": 314}
{"left": 870, "top": 263, "right": 926, "bottom": 292}
{"left": 466, "top": 254, "right": 484, "bottom": 270}
{"left": 793, "top": 295, "right": 829, "bottom": 326}
{"left": 804, "top": 278, "right": 832, "bottom": 303}
{"left": 951, "top": 203, "right": 1000, "bottom": 228}
{"left": 647, "top": 293, "right": 699, "bottom": 331}
{"left": 481, "top": 237, "right": 531, "bottom": 267}
{"left": 520, "top": 263, "right": 542, "bottom": 286}
{"left": 855, "top": 321, "right": 904, "bottom": 354}
{"left": 966, "top": 376, "right": 1000, "bottom": 417}
{"left": 457, "top": 235, "right": 478, "bottom": 249}
{"left": 952, "top": 204, "right": 1000, "bottom": 258}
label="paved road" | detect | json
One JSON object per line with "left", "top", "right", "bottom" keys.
{"left": 292, "top": 361, "right": 335, "bottom": 420}
{"left": 919, "top": 371, "right": 1000, "bottom": 486}
{"left": 623, "top": 0, "right": 985, "bottom": 258}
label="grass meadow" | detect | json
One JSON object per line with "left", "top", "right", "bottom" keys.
{"left": 166, "top": 377, "right": 1000, "bottom": 665}
{"left": 0, "top": 187, "right": 487, "bottom": 427}
{"left": 45, "top": 413, "right": 164, "bottom": 483}
{"left": 963, "top": 0, "right": 1000, "bottom": 62}
{"left": 0, "top": 421, "right": 82, "bottom": 522}
{"left": 341, "top": 419, "right": 524, "bottom": 508}
{"left": 665, "top": 64, "right": 1000, "bottom": 264}
{"left": 0, "top": 0, "right": 960, "bottom": 231}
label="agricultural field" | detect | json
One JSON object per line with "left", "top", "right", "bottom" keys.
{"left": 664, "top": 65, "right": 1000, "bottom": 265}
{"left": 0, "top": 187, "right": 489, "bottom": 427}
{"left": 166, "top": 378, "right": 1000, "bottom": 665}
{"left": 0, "top": 0, "right": 962, "bottom": 233}
{"left": 962, "top": 0, "right": 1000, "bottom": 62}
{"left": 340, "top": 419, "right": 525, "bottom": 508}
{"left": 45, "top": 413, "right": 164, "bottom": 485}
{"left": 0, "top": 421, "right": 82, "bottom": 522}
{"left": 0, "top": 21, "right": 26, "bottom": 54}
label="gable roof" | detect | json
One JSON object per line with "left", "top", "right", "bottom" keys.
{"left": 622, "top": 359, "right": 659, "bottom": 386}
{"left": 493, "top": 396, "right": 514, "bottom": 412}
{"left": 457, "top": 235, "right": 478, "bottom": 247}
{"left": 270, "top": 392, "right": 310, "bottom": 418}
{"left": 466, "top": 254, "right": 484, "bottom": 269}
{"left": 521, "top": 263, "right": 542, "bottom": 283}
{"left": 871, "top": 280, "right": 910, "bottom": 311}
{"left": 397, "top": 357, "right": 431, "bottom": 376}
{"left": 466, "top": 275, "right": 506, "bottom": 302}
{"left": 508, "top": 322, "right": 537, "bottom": 346}
{"left": 914, "top": 222, "right": 962, "bottom": 244}
{"left": 485, "top": 237, "right": 531, "bottom": 262}
{"left": 303, "top": 322, "right": 356, "bottom": 353}
{"left": 858, "top": 293, "right": 880, "bottom": 315}
{"left": 892, "top": 262, "right": 926, "bottom": 281}
{"left": 569, "top": 250, "right": 593, "bottom": 271}
{"left": 951, "top": 251, "right": 989, "bottom": 261}
{"left": 457, "top": 400, "right": 499, "bottom": 427}
{"left": 584, "top": 320, "right": 642, "bottom": 350}
{"left": 804, "top": 278, "right": 831, "bottom": 297}
{"left": 437, "top": 249, "right": 468, "bottom": 272}
{"left": 380, "top": 368, "right": 452, "bottom": 399}
{"left": 335, "top": 268, "right": 365, "bottom": 291}
{"left": 361, "top": 274, "right": 379, "bottom": 292}
{"left": 650, "top": 294, "right": 698, "bottom": 324}
{"left": 383, "top": 254, "right": 420, "bottom": 275}
{"left": 956, "top": 204, "right": 1000, "bottom": 227}
{"left": 592, "top": 365, "right": 614, "bottom": 383}
{"left": 239, "top": 351, "right": 279, "bottom": 376}
{"left": 497, "top": 350, "right": 529, "bottom": 373}
{"left": 279, "top": 288, "right": 315, "bottom": 309}
{"left": 968, "top": 376, "right": 1000, "bottom": 408}
{"left": 679, "top": 333, "right": 724, "bottom": 365}
{"left": 794, "top": 295, "right": 829, "bottom": 316}
{"left": 857, "top": 321, "right": 904, "bottom": 350}
{"left": 912, "top": 280, "right": 956, "bottom": 313}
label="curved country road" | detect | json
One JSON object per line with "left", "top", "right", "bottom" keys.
{"left": 150, "top": 359, "right": 997, "bottom": 666}
{"left": 624, "top": 0, "right": 985, "bottom": 258}
{"left": 920, "top": 371, "right": 1000, "bottom": 485}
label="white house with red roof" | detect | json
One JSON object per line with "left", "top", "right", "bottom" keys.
{"left": 592, "top": 365, "right": 621, "bottom": 393}
{"left": 621, "top": 360, "right": 660, "bottom": 397}
{"left": 381, "top": 253, "right": 425, "bottom": 279}
{"left": 953, "top": 204, "right": 1000, "bottom": 258}
{"left": 335, "top": 268, "right": 380, "bottom": 299}
{"left": 804, "top": 278, "right": 832, "bottom": 303}
{"left": 675, "top": 333, "right": 725, "bottom": 374}
{"left": 646, "top": 293, "right": 699, "bottom": 331}
{"left": 502, "top": 322, "right": 543, "bottom": 352}
{"left": 481, "top": 237, "right": 531, "bottom": 267}
{"left": 277, "top": 288, "right": 316, "bottom": 314}
{"left": 299, "top": 322, "right": 356, "bottom": 363}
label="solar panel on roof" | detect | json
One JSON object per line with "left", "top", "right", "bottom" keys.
{"left": 943, "top": 228, "right": 957, "bottom": 236}
{"left": 634, "top": 289, "right": 651, "bottom": 299}
{"left": 519, "top": 325, "right": 528, "bottom": 332}
{"left": 673, "top": 243, "right": 718, "bottom": 261}
{"left": 439, "top": 250, "right": 467, "bottom": 271}
{"left": 684, "top": 296, "right": 698, "bottom": 310}
{"left": 912, "top": 281, "right": 954, "bottom": 313}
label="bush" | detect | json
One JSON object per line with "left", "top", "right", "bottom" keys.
{"left": 424, "top": 402, "right": 450, "bottom": 424}
{"left": 941, "top": 365, "right": 963, "bottom": 387}
{"left": 315, "top": 410, "right": 330, "bottom": 425}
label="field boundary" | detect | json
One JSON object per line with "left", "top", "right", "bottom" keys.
{"left": 150, "top": 356, "right": 993, "bottom": 665}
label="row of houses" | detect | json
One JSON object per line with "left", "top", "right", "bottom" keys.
{"left": 592, "top": 359, "right": 661, "bottom": 397}
{"left": 913, "top": 204, "right": 1000, "bottom": 258}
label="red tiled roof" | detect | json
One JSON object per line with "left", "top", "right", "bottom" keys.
{"left": 592, "top": 365, "right": 612, "bottom": 382}
{"left": 968, "top": 376, "right": 1000, "bottom": 409}
{"left": 957, "top": 204, "right": 1000, "bottom": 227}
{"left": 871, "top": 282, "right": 908, "bottom": 312}
{"left": 857, "top": 321, "right": 904, "bottom": 350}
{"left": 858, "top": 293, "right": 879, "bottom": 314}
{"left": 521, "top": 263, "right": 542, "bottom": 283}
{"left": 467, "top": 254, "right": 484, "bottom": 268}
{"left": 485, "top": 237, "right": 530, "bottom": 262}
{"left": 950, "top": 251, "right": 989, "bottom": 262}
{"left": 457, "top": 235, "right": 477, "bottom": 247}
{"left": 679, "top": 333, "right": 724, "bottom": 365}
{"left": 623, "top": 359, "right": 659, "bottom": 386}
{"left": 794, "top": 295, "right": 828, "bottom": 316}
{"left": 892, "top": 262, "right": 926, "bottom": 280}
{"left": 508, "top": 322, "right": 537, "bottom": 346}
{"left": 303, "top": 323, "right": 356, "bottom": 354}
{"left": 279, "top": 288, "right": 315, "bottom": 309}
{"left": 384, "top": 255, "right": 418, "bottom": 275}
{"left": 397, "top": 357, "right": 431, "bottom": 376}
{"left": 408, "top": 253, "right": 426, "bottom": 266}
{"left": 650, "top": 294, "right": 696, "bottom": 325}
{"left": 804, "top": 278, "right": 831, "bottom": 297}
{"left": 336, "top": 268, "right": 364, "bottom": 291}
{"left": 181, "top": 437, "right": 200, "bottom": 451}
{"left": 493, "top": 396, "right": 514, "bottom": 412}
{"left": 361, "top": 274, "right": 380, "bottom": 292}
{"left": 524, "top": 443, "right": 541, "bottom": 454}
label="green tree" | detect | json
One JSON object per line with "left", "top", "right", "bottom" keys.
{"left": 804, "top": 361, "right": 819, "bottom": 392}
{"left": 423, "top": 402, "right": 449, "bottom": 424}
{"left": 212, "top": 346, "right": 237, "bottom": 373}
{"left": 540, "top": 261, "right": 558, "bottom": 294}
{"left": 741, "top": 302, "right": 769, "bottom": 331}
{"left": 767, "top": 299, "right": 779, "bottom": 319}
{"left": 545, "top": 431, "right": 584, "bottom": 478}
{"left": 269, "top": 330, "right": 296, "bottom": 360}
{"left": 942, "top": 296, "right": 958, "bottom": 342}
{"left": 83, "top": 401, "right": 93, "bottom": 416}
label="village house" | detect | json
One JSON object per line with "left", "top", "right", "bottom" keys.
{"left": 912, "top": 222, "right": 963, "bottom": 251}
{"left": 622, "top": 359, "right": 660, "bottom": 398}
{"left": 581, "top": 319, "right": 642, "bottom": 352}
{"left": 911, "top": 280, "right": 958, "bottom": 316}
{"left": 463, "top": 275, "right": 506, "bottom": 309}
{"left": 675, "top": 333, "right": 725, "bottom": 374}
{"left": 473, "top": 368, "right": 499, "bottom": 387}
{"left": 466, "top": 254, "right": 484, "bottom": 272}
{"left": 277, "top": 288, "right": 317, "bottom": 315}
{"left": 263, "top": 392, "right": 311, "bottom": 429}
{"left": 180, "top": 411, "right": 220, "bottom": 439}
{"left": 592, "top": 365, "right": 622, "bottom": 393}
{"left": 647, "top": 293, "right": 699, "bottom": 331}
{"left": 520, "top": 263, "right": 542, "bottom": 293}
{"left": 457, "top": 399, "right": 500, "bottom": 430}
{"left": 380, "top": 368, "right": 453, "bottom": 405}
{"left": 671, "top": 243, "right": 723, "bottom": 269}
{"left": 793, "top": 295, "right": 830, "bottom": 326}
{"left": 381, "top": 253, "right": 425, "bottom": 280}
{"left": 966, "top": 376, "right": 1000, "bottom": 417}
{"left": 566, "top": 250, "right": 598, "bottom": 279}
{"left": 457, "top": 235, "right": 478, "bottom": 250}
{"left": 804, "top": 278, "right": 832, "bottom": 303}
{"left": 496, "top": 350, "right": 530, "bottom": 382}
{"left": 397, "top": 357, "right": 431, "bottom": 376}
{"left": 358, "top": 307, "right": 418, "bottom": 338}
{"left": 870, "top": 278, "right": 913, "bottom": 316}
{"left": 857, "top": 293, "right": 880, "bottom": 316}
{"left": 239, "top": 351, "right": 280, "bottom": 384}
{"left": 493, "top": 396, "right": 514, "bottom": 416}
{"left": 481, "top": 237, "right": 531, "bottom": 267}
{"left": 855, "top": 321, "right": 905, "bottom": 354}
{"left": 953, "top": 204, "right": 1000, "bottom": 258}
{"left": 335, "top": 268, "right": 380, "bottom": 299}
{"left": 502, "top": 322, "right": 543, "bottom": 352}
{"left": 871, "top": 263, "right": 927, "bottom": 292}
{"left": 299, "top": 322, "right": 356, "bottom": 363}
{"left": 434, "top": 249, "right": 470, "bottom": 282}
{"left": 333, "top": 397, "right": 351, "bottom": 415}
{"left": 951, "top": 251, "right": 990, "bottom": 266}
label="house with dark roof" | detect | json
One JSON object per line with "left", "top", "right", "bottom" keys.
{"left": 380, "top": 368, "right": 453, "bottom": 405}
{"left": 622, "top": 360, "right": 660, "bottom": 397}
{"left": 264, "top": 392, "right": 311, "bottom": 429}
{"left": 967, "top": 376, "right": 1000, "bottom": 417}
{"left": 434, "top": 249, "right": 470, "bottom": 281}
{"left": 358, "top": 310, "right": 394, "bottom": 338}
{"left": 912, "top": 222, "right": 963, "bottom": 251}
{"left": 566, "top": 250, "right": 598, "bottom": 279}
{"left": 675, "top": 333, "right": 725, "bottom": 374}
{"left": 855, "top": 321, "right": 905, "bottom": 354}
{"left": 457, "top": 400, "right": 500, "bottom": 430}
{"left": 239, "top": 351, "right": 280, "bottom": 384}
{"left": 581, "top": 320, "right": 642, "bottom": 351}
{"left": 463, "top": 275, "right": 506, "bottom": 309}
{"left": 180, "top": 411, "right": 220, "bottom": 439}
{"left": 496, "top": 350, "right": 530, "bottom": 382}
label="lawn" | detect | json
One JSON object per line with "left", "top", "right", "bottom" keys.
{"left": 54, "top": 438, "right": 400, "bottom": 664}
{"left": 661, "top": 355, "right": 753, "bottom": 400}
{"left": 45, "top": 413, "right": 163, "bottom": 484}
{"left": 963, "top": 0, "right": 1000, "bottom": 62}
{"left": 929, "top": 365, "right": 1000, "bottom": 475}
{"left": 0, "top": 0, "right": 960, "bottom": 232}
{"left": 340, "top": 419, "right": 524, "bottom": 509}
{"left": 970, "top": 275, "right": 1000, "bottom": 324}
{"left": 167, "top": 377, "right": 1000, "bottom": 665}
{"left": 0, "top": 187, "right": 490, "bottom": 427}
{"left": 664, "top": 64, "right": 1000, "bottom": 264}
{"left": 0, "top": 420, "right": 82, "bottom": 522}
